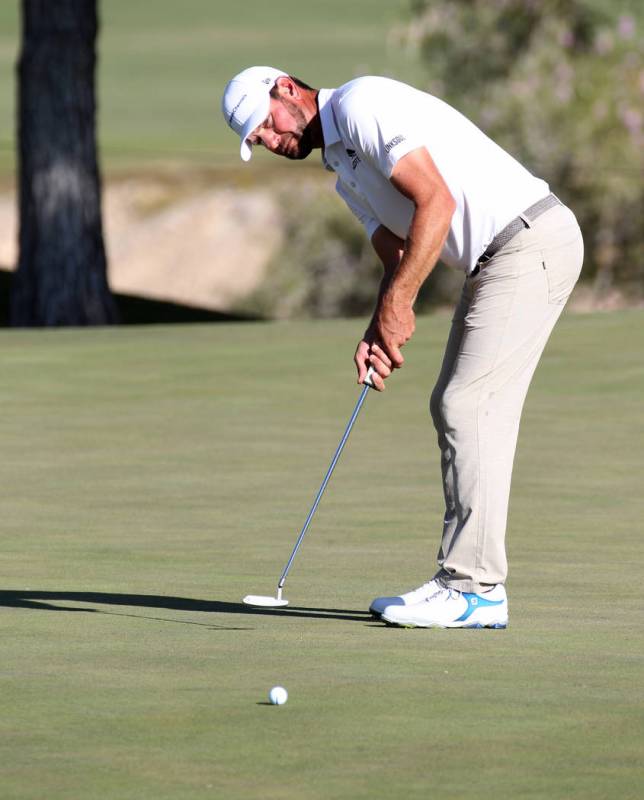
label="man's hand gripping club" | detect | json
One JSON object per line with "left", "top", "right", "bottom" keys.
{"left": 355, "top": 291, "right": 416, "bottom": 392}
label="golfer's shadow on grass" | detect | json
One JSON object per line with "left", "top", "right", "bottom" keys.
{"left": 0, "top": 591, "right": 371, "bottom": 623}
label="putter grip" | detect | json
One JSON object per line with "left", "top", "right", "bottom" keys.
{"left": 364, "top": 366, "right": 376, "bottom": 388}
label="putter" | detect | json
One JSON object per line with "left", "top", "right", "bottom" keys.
{"left": 243, "top": 367, "right": 376, "bottom": 608}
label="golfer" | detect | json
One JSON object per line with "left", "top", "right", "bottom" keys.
{"left": 222, "top": 67, "right": 584, "bottom": 628}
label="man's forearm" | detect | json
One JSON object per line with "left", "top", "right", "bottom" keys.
{"left": 364, "top": 225, "right": 405, "bottom": 339}
{"left": 385, "top": 146, "right": 456, "bottom": 309}
{"left": 386, "top": 202, "right": 452, "bottom": 306}
{"left": 358, "top": 147, "right": 456, "bottom": 375}
{"left": 372, "top": 197, "right": 454, "bottom": 367}
{"left": 364, "top": 270, "right": 394, "bottom": 339}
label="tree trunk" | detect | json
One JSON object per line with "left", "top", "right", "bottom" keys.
{"left": 12, "top": 0, "right": 117, "bottom": 326}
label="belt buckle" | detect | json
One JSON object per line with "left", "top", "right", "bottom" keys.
{"left": 472, "top": 252, "right": 490, "bottom": 278}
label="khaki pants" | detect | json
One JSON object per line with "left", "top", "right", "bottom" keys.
{"left": 431, "top": 203, "right": 584, "bottom": 592}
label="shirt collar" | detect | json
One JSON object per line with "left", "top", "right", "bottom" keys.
{"left": 317, "top": 88, "right": 341, "bottom": 170}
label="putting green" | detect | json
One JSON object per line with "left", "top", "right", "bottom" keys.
{"left": 1, "top": 311, "right": 643, "bottom": 798}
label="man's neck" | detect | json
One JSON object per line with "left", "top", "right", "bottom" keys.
{"left": 306, "top": 89, "right": 323, "bottom": 150}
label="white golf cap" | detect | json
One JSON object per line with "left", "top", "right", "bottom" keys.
{"left": 221, "top": 66, "right": 288, "bottom": 161}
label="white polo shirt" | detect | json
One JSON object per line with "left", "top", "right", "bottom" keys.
{"left": 318, "top": 77, "right": 549, "bottom": 274}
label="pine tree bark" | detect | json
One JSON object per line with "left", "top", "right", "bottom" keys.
{"left": 12, "top": 0, "right": 117, "bottom": 326}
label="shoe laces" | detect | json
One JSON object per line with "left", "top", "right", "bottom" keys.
{"left": 421, "top": 580, "right": 444, "bottom": 600}
{"left": 427, "top": 586, "right": 460, "bottom": 604}
{"left": 425, "top": 583, "right": 450, "bottom": 602}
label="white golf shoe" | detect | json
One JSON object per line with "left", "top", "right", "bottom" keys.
{"left": 369, "top": 579, "right": 444, "bottom": 618}
{"left": 380, "top": 584, "right": 508, "bottom": 628}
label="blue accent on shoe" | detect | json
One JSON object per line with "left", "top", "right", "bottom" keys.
{"left": 455, "top": 592, "right": 505, "bottom": 622}
{"left": 463, "top": 622, "right": 507, "bottom": 629}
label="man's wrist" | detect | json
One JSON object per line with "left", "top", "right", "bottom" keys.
{"left": 363, "top": 324, "right": 376, "bottom": 342}
{"left": 383, "top": 283, "right": 416, "bottom": 309}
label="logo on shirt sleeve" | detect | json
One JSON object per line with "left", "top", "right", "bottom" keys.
{"left": 384, "top": 135, "right": 406, "bottom": 154}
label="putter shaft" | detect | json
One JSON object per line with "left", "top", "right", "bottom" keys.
{"left": 277, "top": 373, "right": 374, "bottom": 592}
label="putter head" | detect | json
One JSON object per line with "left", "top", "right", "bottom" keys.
{"left": 243, "top": 594, "right": 289, "bottom": 608}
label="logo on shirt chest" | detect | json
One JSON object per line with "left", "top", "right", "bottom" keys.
{"left": 346, "top": 148, "right": 360, "bottom": 170}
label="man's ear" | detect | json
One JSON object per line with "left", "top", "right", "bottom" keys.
{"left": 274, "top": 76, "right": 298, "bottom": 99}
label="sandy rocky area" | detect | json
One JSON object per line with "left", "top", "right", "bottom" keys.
{"left": 0, "top": 179, "right": 637, "bottom": 314}
{"left": 0, "top": 177, "right": 283, "bottom": 312}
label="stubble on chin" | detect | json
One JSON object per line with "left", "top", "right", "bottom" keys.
{"left": 284, "top": 131, "right": 313, "bottom": 160}
{"left": 279, "top": 98, "right": 313, "bottom": 160}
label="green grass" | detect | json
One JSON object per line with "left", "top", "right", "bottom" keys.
{"left": 1, "top": 310, "right": 643, "bottom": 799}
{"left": 0, "top": 0, "right": 422, "bottom": 174}
{"left": 1, "top": 1, "right": 642, "bottom": 175}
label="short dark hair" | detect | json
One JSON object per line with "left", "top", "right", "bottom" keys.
{"left": 270, "top": 76, "right": 314, "bottom": 97}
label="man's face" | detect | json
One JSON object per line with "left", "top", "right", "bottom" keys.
{"left": 246, "top": 93, "right": 314, "bottom": 160}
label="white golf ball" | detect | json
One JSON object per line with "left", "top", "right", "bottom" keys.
{"left": 268, "top": 686, "right": 288, "bottom": 705}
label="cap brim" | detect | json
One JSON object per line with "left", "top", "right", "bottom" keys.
{"left": 239, "top": 95, "right": 270, "bottom": 162}
{"left": 240, "top": 140, "right": 252, "bottom": 162}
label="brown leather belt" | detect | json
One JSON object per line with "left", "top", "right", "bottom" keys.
{"left": 471, "top": 193, "right": 561, "bottom": 277}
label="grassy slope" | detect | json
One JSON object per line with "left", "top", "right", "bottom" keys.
{"left": 2, "top": 0, "right": 639, "bottom": 174}
{"left": 0, "top": 0, "right": 421, "bottom": 174}
{"left": 1, "top": 310, "right": 643, "bottom": 799}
